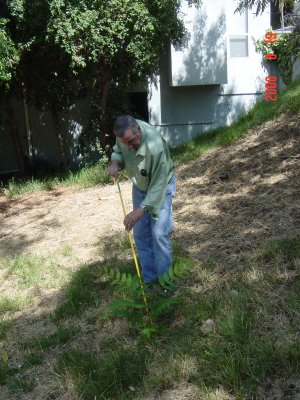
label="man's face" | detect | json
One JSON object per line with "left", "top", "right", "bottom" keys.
{"left": 120, "top": 127, "right": 142, "bottom": 150}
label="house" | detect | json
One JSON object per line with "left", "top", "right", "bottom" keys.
{"left": 0, "top": 0, "right": 299, "bottom": 176}
{"left": 141, "top": 0, "right": 292, "bottom": 147}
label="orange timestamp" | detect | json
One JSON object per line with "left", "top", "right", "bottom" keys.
{"left": 264, "top": 32, "right": 278, "bottom": 102}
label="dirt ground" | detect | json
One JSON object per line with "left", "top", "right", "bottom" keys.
{"left": 0, "top": 182, "right": 133, "bottom": 264}
{"left": 0, "top": 111, "right": 299, "bottom": 400}
{"left": 1, "top": 113, "right": 299, "bottom": 268}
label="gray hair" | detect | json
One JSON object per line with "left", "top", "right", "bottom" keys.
{"left": 113, "top": 115, "right": 139, "bottom": 137}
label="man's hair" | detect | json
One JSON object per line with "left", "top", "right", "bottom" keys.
{"left": 113, "top": 115, "right": 139, "bottom": 137}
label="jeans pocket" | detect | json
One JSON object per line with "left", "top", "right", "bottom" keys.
{"left": 166, "top": 175, "right": 176, "bottom": 197}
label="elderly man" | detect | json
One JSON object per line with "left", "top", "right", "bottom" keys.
{"left": 107, "top": 115, "right": 176, "bottom": 284}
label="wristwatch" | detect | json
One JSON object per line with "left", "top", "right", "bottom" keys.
{"left": 140, "top": 205, "right": 148, "bottom": 213}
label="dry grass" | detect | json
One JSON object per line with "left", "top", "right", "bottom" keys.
{"left": 0, "top": 112, "right": 299, "bottom": 399}
{"left": 173, "top": 113, "right": 300, "bottom": 268}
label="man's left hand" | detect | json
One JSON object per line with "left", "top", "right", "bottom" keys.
{"left": 124, "top": 207, "right": 144, "bottom": 232}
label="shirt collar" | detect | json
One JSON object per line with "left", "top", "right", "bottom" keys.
{"left": 136, "top": 129, "right": 146, "bottom": 157}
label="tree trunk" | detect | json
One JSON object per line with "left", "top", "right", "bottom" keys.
{"left": 5, "top": 94, "right": 25, "bottom": 177}
{"left": 100, "top": 79, "right": 112, "bottom": 148}
{"left": 51, "top": 108, "right": 68, "bottom": 169}
{"left": 101, "top": 81, "right": 110, "bottom": 118}
{"left": 23, "top": 88, "right": 33, "bottom": 159}
{"left": 279, "top": 2, "right": 285, "bottom": 32}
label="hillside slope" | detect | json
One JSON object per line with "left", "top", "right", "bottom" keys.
{"left": 0, "top": 111, "right": 299, "bottom": 400}
{"left": 174, "top": 112, "right": 300, "bottom": 268}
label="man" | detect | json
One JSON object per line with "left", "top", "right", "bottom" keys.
{"left": 107, "top": 115, "right": 176, "bottom": 284}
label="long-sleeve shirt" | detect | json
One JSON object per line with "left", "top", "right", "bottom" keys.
{"left": 111, "top": 120, "right": 174, "bottom": 219}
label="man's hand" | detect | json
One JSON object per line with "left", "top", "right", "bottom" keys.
{"left": 107, "top": 160, "right": 120, "bottom": 178}
{"left": 124, "top": 207, "right": 144, "bottom": 232}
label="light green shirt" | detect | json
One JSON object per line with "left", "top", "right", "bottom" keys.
{"left": 111, "top": 120, "right": 174, "bottom": 219}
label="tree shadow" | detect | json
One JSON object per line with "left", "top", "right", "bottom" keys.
{"left": 0, "top": 112, "right": 299, "bottom": 398}
{"left": 171, "top": 7, "right": 227, "bottom": 86}
{"left": 0, "top": 189, "right": 66, "bottom": 257}
{"left": 148, "top": 2, "right": 267, "bottom": 147}
{"left": 173, "top": 113, "right": 300, "bottom": 267}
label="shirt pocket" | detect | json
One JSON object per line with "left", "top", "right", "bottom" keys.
{"left": 137, "top": 159, "right": 149, "bottom": 180}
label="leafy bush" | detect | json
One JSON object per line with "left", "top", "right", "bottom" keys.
{"left": 254, "top": 29, "right": 300, "bottom": 84}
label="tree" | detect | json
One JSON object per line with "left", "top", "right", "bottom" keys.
{"left": 0, "top": 18, "right": 25, "bottom": 176}
{"left": 235, "top": 0, "right": 294, "bottom": 23}
{"left": 1, "top": 0, "right": 201, "bottom": 172}
{"left": 46, "top": 0, "right": 197, "bottom": 148}
{"left": 0, "top": 19, "right": 19, "bottom": 90}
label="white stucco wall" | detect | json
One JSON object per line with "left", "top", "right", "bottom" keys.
{"left": 148, "top": 0, "right": 272, "bottom": 147}
{"left": 170, "top": 0, "right": 228, "bottom": 86}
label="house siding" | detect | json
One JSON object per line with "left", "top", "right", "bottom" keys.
{"left": 148, "top": 0, "right": 272, "bottom": 147}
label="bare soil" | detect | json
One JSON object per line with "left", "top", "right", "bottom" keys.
{"left": 0, "top": 182, "right": 133, "bottom": 263}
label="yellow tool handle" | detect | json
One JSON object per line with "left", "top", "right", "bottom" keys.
{"left": 115, "top": 179, "right": 149, "bottom": 310}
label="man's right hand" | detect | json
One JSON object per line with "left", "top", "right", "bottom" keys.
{"left": 107, "top": 161, "right": 120, "bottom": 178}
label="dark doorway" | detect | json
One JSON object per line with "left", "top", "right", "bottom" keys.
{"left": 127, "top": 92, "right": 149, "bottom": 122}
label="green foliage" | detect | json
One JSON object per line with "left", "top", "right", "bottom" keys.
{"left": 103, "top": 260, "right": 192, "bottom": 338}
{"left": 0, "top": 253, "right": 67, "bottom": 288}
{"left": 0, "top": 357, "right": 16, "bottom": 386}
{"left": 254, "top": 28, "right": 300, "bottom": 84}
{"left": 235, "top": 0, "right": 294, "bottom": 16}
{"left": 158, "top": 259, "right": 192, "bottom": 290}
{"left": 0, "top": 19, "right": 19, "bottom": 89}
{"left": 0, "top": 320, "right": 13, "bottom": 339}
{"left": 22, "top": 327, "right": 79, "bottom": 351}
{"left": 7, "top": 376, "right": 37, "bottom": 393}
{"left": 0, "top": 0, "right": 202, "bottom": 156}
{"left": 23, "top": 351, "right": 44, "bottom": 367}
{"left": 0, "top": 295, "right": 26, "bottom": 314}
{"left": 172, "top": 78, "right": 300, "bottom": 165}
{"left": 47, "top": 0, "right": 161, "bottom": 76}
{"left": 235, "top": 0, "right": 271, "bottom": 15}
{"left": 258, "top": 235, "right": 300, "bottom": 266}
{"left": 78, "top": 138, "right": 109, "bottom": 167}
{"left": 56, "top": 346, "right": 148, "bottom": 399}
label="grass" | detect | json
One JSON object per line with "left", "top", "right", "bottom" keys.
{"left": 7, "top": 376, "right": 37, "bottom": 394}
{"left": 23, "top": 351, "right": 45, "bottom": 367}
{"left": 0, "top": 295, "right": 29, "bottom": 314}
{"left": 22, "top": 326, "right": 79, "bottom": 351}
{"left": 0, "top": 81, "right": 299, "bottom": 398}
{"left": 0, "top": 319, "right": 13, "bottom": 340}
{"left": 1, "top": 162, "right": 111, "bottom": 198}
{"left": 259, "top": 235, "right": 300, "bottom": 266}
{"left": 52, "top": 260, "right": 113, "bottom": 321}
{"left": 46, "top": 238, "right": 300, "bottom": 399}
{"left": 0, "top": 359, "right": 16, "bottom": 386}
{"left": 0, "top": 242, "right": 299, "bottom": 397}
{"left": 1, "top": 78, "right": 300, "bottom": 198}
{"left": 56, "top": 346, "right": 149, "bottom": 399}
{"left": 0, "top": 253, "right": 69, "bottom": 289}
{"left": 171, "top": 77, "right": 300, "bottom": 164}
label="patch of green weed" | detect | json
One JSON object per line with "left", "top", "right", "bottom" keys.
{"left": 56, "top": 346, "right": 148, "bottom": 399}
{"left": 0, "top": 254, "right": 68, "bottom": 288}
{"left": 7, "top": 376, "right": 36, "bottom": 393}
{"left": 0, "top": 295, "right": 29, "bottom": 314}
{"left": 23, "top": 326, "right": 78, "bottom": 351}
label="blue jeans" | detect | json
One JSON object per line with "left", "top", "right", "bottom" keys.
{"left": 132, "top": 175, "right": 176, "bottom": 283}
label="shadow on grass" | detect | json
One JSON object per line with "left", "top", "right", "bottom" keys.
{"left": 173, "top": 111, "right": 300, "bottom": 269}
{"left": 1, "top": 232, "right": 300, "bottom": 399}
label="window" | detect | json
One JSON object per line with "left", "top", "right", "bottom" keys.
{"left": 230, "top": 35, "right": 248, "bottom": 57}
{"left": 229, "top": 7, "right": 249, "bottom": 57}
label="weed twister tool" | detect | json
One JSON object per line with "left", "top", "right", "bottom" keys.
{"left": 114, "top": 178, "right": 149, "bottom": 314}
